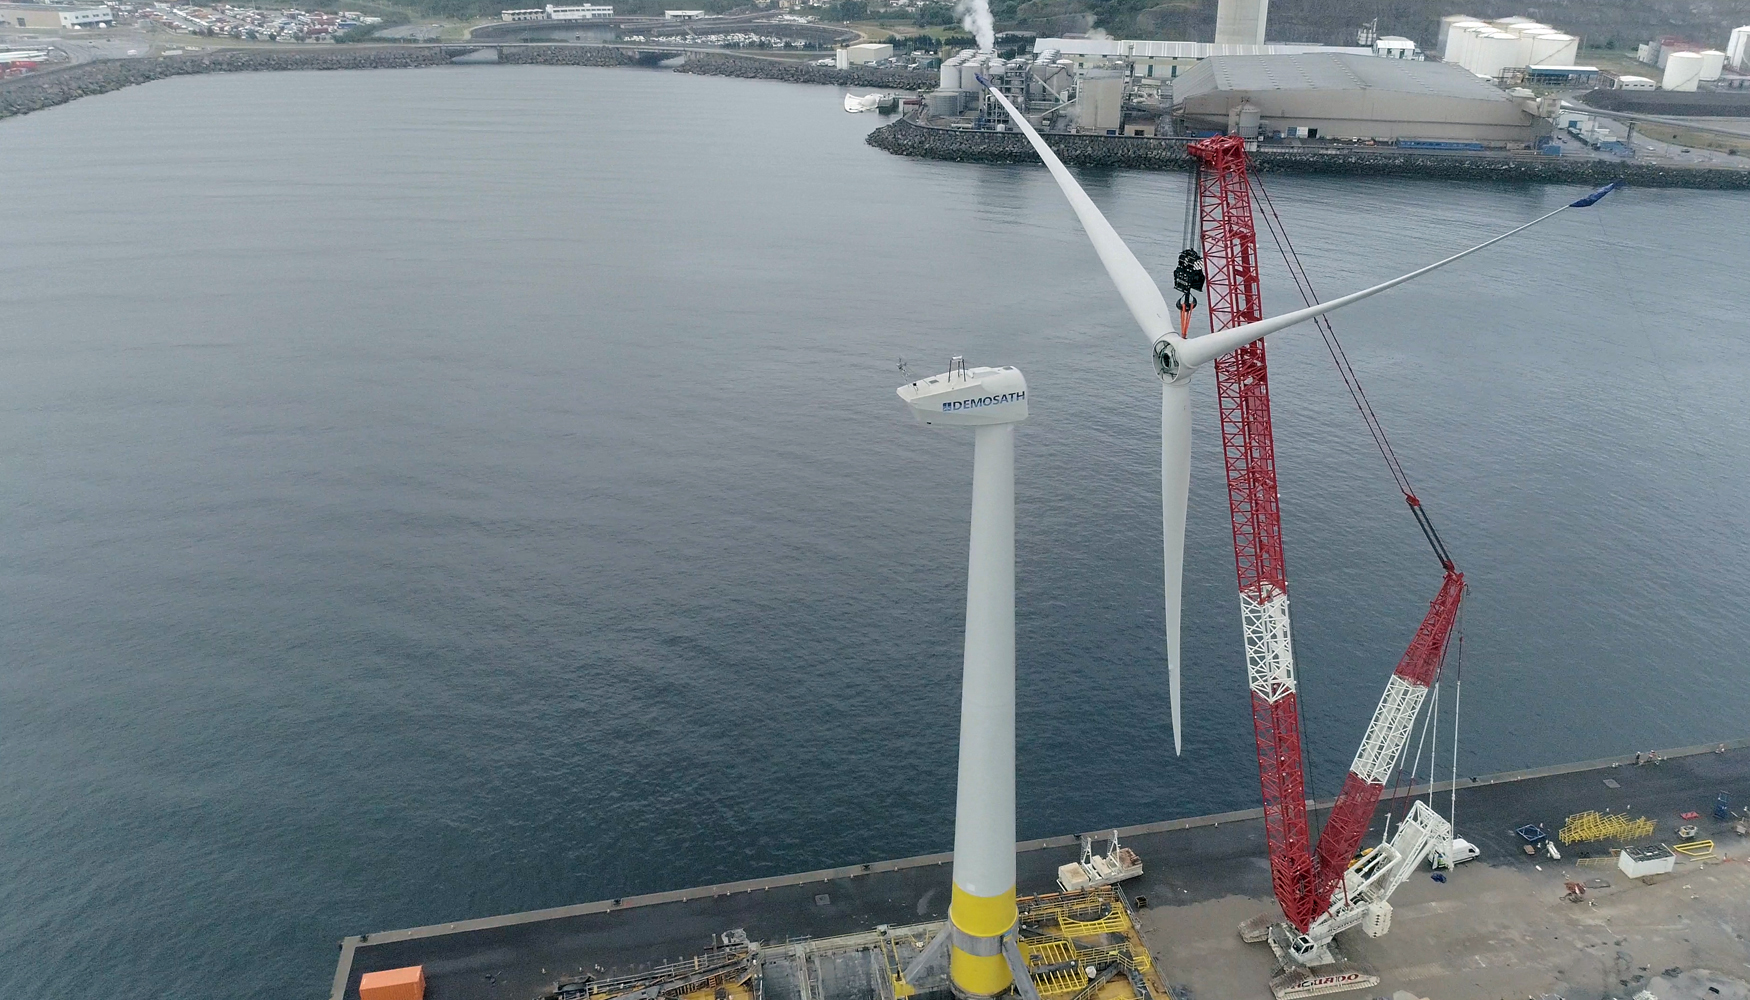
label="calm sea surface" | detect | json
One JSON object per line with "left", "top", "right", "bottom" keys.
{"left": 1, "top": 65, "right": 1746, "bottom": 999}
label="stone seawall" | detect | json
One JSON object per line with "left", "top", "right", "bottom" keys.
{"left": 865, "top": 116, "right": 1750, "bottom": 190}
{"left": 497, "top": 45, "right": 636, "bottom": 67}
{"left": 672, "top": 52, "right": 936, "bottom": 90}
{"left": 0, "top": 45, "right": 925, "bottom": 122}
{"left": 0, "top": 47, "right": 455, "bottom": 120}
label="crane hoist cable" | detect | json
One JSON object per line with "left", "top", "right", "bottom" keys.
{"left": 1247, "top": 170, "right": 1458, "bottom": 573}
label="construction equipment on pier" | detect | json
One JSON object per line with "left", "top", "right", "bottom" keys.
{"left": 539, "top": 930, "right": 760, "bottom": 1000}
{"left": 1056, "top": 832, "right": 1143, "bottom": 892}
{"left": 1560, "top": 810, "right": 1656, "bottom": 844}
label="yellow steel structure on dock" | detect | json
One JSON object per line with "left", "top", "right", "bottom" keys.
{"left": 1558, "top": 810, "right": 1655, "bottom": 844}
{"left": 890, "top": 888, "right": 1163, "bottom": 1000}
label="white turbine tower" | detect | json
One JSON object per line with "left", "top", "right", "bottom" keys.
{"left": 981, "top": 84, "right": 1617, "bottom": 757}
{"left": 897, "top": 358, "right": 1034, "bottom": 1000}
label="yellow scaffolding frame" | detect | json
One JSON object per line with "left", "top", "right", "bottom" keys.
{"left": 1559, "top": 810, "right": 1656, "bottom": 845}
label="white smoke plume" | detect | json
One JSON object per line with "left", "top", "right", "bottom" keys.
{"left": 954, "top": 0, "right": 994, "bottom": 52}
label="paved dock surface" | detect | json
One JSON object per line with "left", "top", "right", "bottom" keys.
{"left": 334, "top": 740, "right": 1750, "bottom": 1000}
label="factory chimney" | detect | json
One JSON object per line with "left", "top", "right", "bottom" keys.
{"left": 1214, "top": 0, "right": 1267, "bottom": 45}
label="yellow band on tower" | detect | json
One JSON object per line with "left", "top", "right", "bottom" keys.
{"left": 949, "top": 949, "right": 1012, "bottom": 996}
{"left": 948, "top": 884, "right": 1018, "bottom": 997}
{"left": 949, "top": 884, "right": 1018, "bottom": 938}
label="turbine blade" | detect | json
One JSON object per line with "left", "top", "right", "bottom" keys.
{"left": 1177, "top": 198, "right": 1595, "bottom": 370}
{"left": 983, "top": 87, "right": 1173, "bottom": 345}
{"left": 1161, "top": 379, "right": 1192, "bottom": 757}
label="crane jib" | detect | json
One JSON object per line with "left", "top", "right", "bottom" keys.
{"left": 1189, "top": 134, "right": 1473, "bottom": 936}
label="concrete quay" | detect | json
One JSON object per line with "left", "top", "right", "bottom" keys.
{"left": 864, "top": 117, "right": 1750, "bottom": 190}
{"left": 333, "top": 737, "right": 1750, "bottom": 1000}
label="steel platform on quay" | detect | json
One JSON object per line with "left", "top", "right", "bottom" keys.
{"left": 333, "top": 738, "right": 1750, "bottom": 1000}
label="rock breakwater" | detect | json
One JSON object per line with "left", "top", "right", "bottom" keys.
{"left": 673, "top": 52, "right": 935, "bottom": 90}
{"left": 865, "top": 117, "right": 1750, "bottom": 190}
{"left": 0, "top": 47, "right": 453, "bottom": 120}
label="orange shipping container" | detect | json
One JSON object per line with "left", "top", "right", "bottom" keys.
{"left": 359, "top": 965, "right": 425, "bottom": 1000}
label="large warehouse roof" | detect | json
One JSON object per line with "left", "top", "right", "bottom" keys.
{"left": 1173, "top": 53, "right": 1536, "bottom": 142}
{"left": 1181, "top": 52, "right": 1510, "bottom": 100}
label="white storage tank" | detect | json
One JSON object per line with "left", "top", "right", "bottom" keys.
{"left": 959, "top": 58, "right": 984, "bottom": 92}
{"left": 1730, "top": 26, "right": 1750, "bottom": 72}
{"left": 1663, "top": 50, "right": 1703, "bottom": 91}
{"left": 926, "top": 89, "right": 967, "bottom": 116}
{"left": 940, "top": 55, "right": 964, "bottom": 91}
{"left": 1526, "top": 32, "right": 1560, "bottom": 65}
{"left": 1474, "top": 31, "right": 1520, "bottom": 78}
{"left": 1541, "top": 33, "right": 1578, "bottom": 66}
{"left": 1472, "top": 28, "right": 1512, "bottom": 76}
{"left": 1699, "top": 49, "right": 1726, "bottom": 81}
{"left": 1235, "top": 101, "right": 1261, "bottom": 138}
{"left": 1437, "top": 15, "right": 1475, "bottom": 56}
{"left": 1452, "top": 25, "right": 1484, "bottom": 71}
{"left": 1446, "top": 21, "right": 1486, "bottom": 64}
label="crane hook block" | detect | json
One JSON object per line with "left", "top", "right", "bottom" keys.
{"left": 1173, "top": 249, "right": 1206, "bottom": 295}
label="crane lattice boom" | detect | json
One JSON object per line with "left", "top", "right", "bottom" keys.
{"left": 1188, "top": 135, "right": 1465, "bottom": 937}
{"left": 1190, "top": 135, "right": 1319, "bottom": 931}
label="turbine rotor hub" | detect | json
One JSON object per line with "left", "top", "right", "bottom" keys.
{"left": 1153, "top": 338, "right": 1185, "bottom": 382}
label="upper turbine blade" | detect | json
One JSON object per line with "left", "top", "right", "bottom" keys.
{"left": 984, "top": 86, "right": 1174, "bottom": 345}
{"left": 1161, "top": 379, "right": 1192, "bottom": 756}
{"left": 1177, "top": 197, "right": 1600, "bottom": 370}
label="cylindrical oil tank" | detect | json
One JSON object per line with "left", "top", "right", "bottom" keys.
{"left": 1543, "top": 33, "right": 1578, "bottom": 65}
{"left": 1527, "top": 32, "right": 1564, "bottom": 65}
{"left": 1437, "top": 15, "right": 1471, "bottom": 54}
{"left": 1480, "top": 31, "right": 1519, "bottom": 77}
{"left": 1445, "top": 21, "right": 1484, "bottom": 64}
{"left": 1235, "top": 101, "right": 1261, "bottom": 138}
{"left": 1509, "top": 31, "right": 1534, "bottom": 68}
{"left": 1700, "top": 49, "right": 1726, "bottom": 80}
{"left": 1459, "top": 26, "right": 1494, "bottom": 73}
{"left": 940, "top": 57, "right": 963, "bottom": 91}
{"left": 1662, "top": 50, "right": 1703, "bottom": 90}
{"left": 926, "top": 89, "right": 966, "bottom": 115}
{"left": 1462, "top": 30, "right": 1497, "bottom": 75}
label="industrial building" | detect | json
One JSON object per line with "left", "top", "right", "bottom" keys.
{"left": 1, "top": 3, "right": 113, "bottom": 28}
{"left": 1172, "top": 53, "right": 1540, "bottom": 143}
{"left": 1029, "top": 36, "right": 1375, "bottom": 88}
{"left": 500, "top": 4, "right": 611, "bottom": 20}
{"left": 834, "top": 41, "right": 890, "bottom": 68}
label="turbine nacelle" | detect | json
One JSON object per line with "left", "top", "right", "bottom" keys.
{"left": 898, "top": 362, "right": 1029, "bottom": 427}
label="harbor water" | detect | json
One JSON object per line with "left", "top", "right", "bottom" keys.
{"left": 1, "top": 65, "right": 1746, "bottom": 999}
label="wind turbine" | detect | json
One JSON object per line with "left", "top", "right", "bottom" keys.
{"left": 897, "top": 358, "right": 1034, "bottom": 1000}
{"left": 981, "top": 84, "right": 1617, "bottom": 757}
